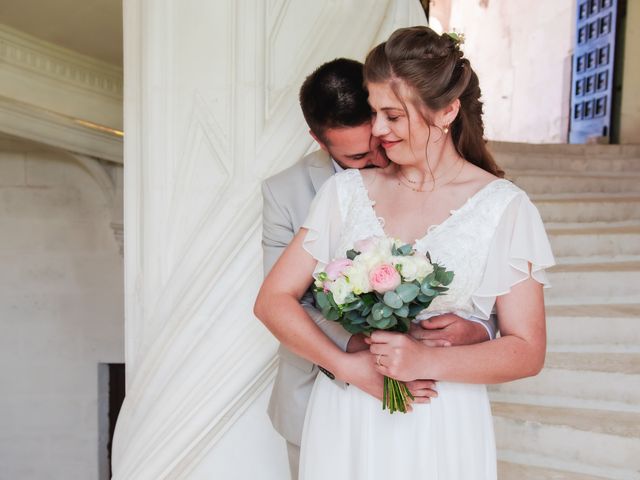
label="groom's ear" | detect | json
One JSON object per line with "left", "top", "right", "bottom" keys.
{"left": 309, "top": 130, "right": 330, "bottom": 153}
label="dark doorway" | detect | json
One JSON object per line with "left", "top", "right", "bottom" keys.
{"left": 98, "top": 363, "right": 126, "bottom": 480}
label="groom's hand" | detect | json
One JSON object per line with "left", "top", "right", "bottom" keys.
{"left": 406, "top": 379, "right": 438, "bottom": 404}
{"left": 346, "top": 333, "right": 369, "bottom": 353}
{"left": 410, "top": 314, "right": 489, "bottom": 347}
{"left": 337, "top": 350, "right": 385, "bottom": 401}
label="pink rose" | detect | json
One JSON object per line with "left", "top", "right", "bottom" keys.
{"left": 354, "top": 237, "right": 378, "bottom": 253}
{"left": 325, "top": 258, "right": 353, "bottom": 281}
{"left": 369, "top": 263, "right": 401, "bottom": 293}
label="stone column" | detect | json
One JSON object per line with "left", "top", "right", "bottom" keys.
{"left": 112, "top": 1, "right": 425, "bottom": 478}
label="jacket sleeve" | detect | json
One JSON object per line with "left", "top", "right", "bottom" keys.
{"left": 261, "top": 177, "right": 351, "bottom": 351}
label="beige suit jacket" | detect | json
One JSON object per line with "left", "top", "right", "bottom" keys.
{"left": 261, "top": 149, "right": 350, "bottom": 446}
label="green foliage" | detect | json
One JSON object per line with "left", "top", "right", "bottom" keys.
{"left": 313, "top": 252, "right": 454, "bottom": 337}
{"left": 346, "top": 249, "right": 359, "bottom": 260}
{"left": 383, "top": 291, "right": 403, "bottom": 309}
{"left": 396, "top": 283, "right": 419, "bottom": 303}
{"left": 392, "top": 243, "right": 414, "bottom": 256}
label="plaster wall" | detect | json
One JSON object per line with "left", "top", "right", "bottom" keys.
{"left": 431, "top": 0, "right": 574, "bottom": 143}
{"left": 0, "top": 135, "right": 124, "bottom": 480}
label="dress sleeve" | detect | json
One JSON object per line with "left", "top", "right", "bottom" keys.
{"left": 472, "top": 192, "right": 556, "bottom": 319}
{"left": 301, "top": 175, "right": 343, "bottom": 268}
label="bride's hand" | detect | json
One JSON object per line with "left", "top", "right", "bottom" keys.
{"left": 368, "top": 331, "right": 428, "bottom": 382}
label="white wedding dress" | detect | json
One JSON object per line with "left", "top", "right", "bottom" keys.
{"left": 298, "top": 169, "right": 555, "bottom": 480}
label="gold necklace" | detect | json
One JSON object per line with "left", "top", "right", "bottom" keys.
{"left": 396, "top": 159, "right": 466, "bottom": 193}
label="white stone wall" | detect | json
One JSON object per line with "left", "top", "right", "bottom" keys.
{"left": 0, "top": 135, "right": 124, "bottom": 480}
{"left": 113, "top": 1, "right": 426, "bottom": 478}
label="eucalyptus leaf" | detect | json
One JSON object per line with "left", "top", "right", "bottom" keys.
{"left": 378, "top": 314, "right": 398, "bottom": 329}
{"left": 325, "top": 308, "right": 340, "bottom": 321}
{"left": 394, "top": 304, "right": 409, "bottom": 318}
{"left": 396, "top": 283, "right": 419, "bottom": 303}
{"left": 372, "top": 302, "right": 385, "bottom": 321}
{"left": 441, "top": 270, "right": 454, "bottom": 286}
{"left": 342, "top": 322, "right": 365, "bottom": 334}
{"left": 346, "top": 249, "right": 359, "bottom": 260}
{"left": 315, "top": 291, "right": 330, "bottom": 310}
{"left": 346, "top": 310, "right": 367, "bottom": 324}
{"left": 398, "top": 244, "right": 413, "bottom": 256}
{"left": 420, "top": 283, "right": 437, "bottom": 297}
{"left": 381, "top": 305, "right": 393, "bottom": 318}
{"left": 383, "top": 291, "right": 403, "bottom": 309}
{"left": 342, "top": 299, "right": 364, "bottom": 312}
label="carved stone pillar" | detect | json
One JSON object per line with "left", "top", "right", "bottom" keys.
{"left": 112, "top": 1, "right": 425, "bottom": 478}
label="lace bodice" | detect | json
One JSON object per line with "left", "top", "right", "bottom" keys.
{"left": 302, "top": 168, "right": 554, "bottom": 320}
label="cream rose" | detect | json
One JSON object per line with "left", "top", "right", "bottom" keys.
{"left": 328, "top": 276, "right": 352, "bottom": 305}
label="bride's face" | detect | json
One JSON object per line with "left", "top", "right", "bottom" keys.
{"left": 368, "top": 81, "right": 440, "bottom": 167}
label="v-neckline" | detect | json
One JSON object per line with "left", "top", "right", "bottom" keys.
{"left": 353, "top": 169, "right": 506, "bottom": 246}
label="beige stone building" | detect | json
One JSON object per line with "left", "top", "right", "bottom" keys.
{"left": 0, "top": 1, "right": 638, "bottom": 479}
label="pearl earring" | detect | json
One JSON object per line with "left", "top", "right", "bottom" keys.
{"left": 443, "top": 125, "right": 449, "bottom": 135}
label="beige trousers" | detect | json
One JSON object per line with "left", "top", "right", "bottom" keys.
{"left": 286, "top": 440, "right": 300, "bottom": 480}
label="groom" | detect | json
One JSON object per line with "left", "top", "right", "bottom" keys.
{"left": 261, "top": 58, "right": 497, "bottom": 480}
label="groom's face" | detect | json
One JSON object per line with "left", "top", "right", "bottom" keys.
{"left": 317, "top": 123, "right": 388, "bottom": 170}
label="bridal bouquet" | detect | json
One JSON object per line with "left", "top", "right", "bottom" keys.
{"left": 313, "top": 236, "right": 454, "bottom": 414}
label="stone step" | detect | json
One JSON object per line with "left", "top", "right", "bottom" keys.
{"left": 489, "top": 353, "right": 640, "bottom": 412}
{"left": 546, "top": 260, "right": 640, "bottom": 301}
{"left": 490, "top": 141, "right": 640, "bottom": 158}
{"left": 533, "top": 193, "right": 640, "bottom": 223}
{"left": 498, "top": 460, "right": 612, "bottom": 480}
{"left": 509, "top": 170, "right": 640, "bottom": 195}
{"left": 547, "top": 222, "right": 640, "bottom": 257}
{"left": 492, "top": 402, "right": 640, "bottom": 477}
{"left": 545, "top": 304, "right": 640, "bottom": 351}
{"left": 491, "top": 142, "right": 640, "bottom": 174}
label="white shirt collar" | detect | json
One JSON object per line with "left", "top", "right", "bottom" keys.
{"left": 331, "top": 158, "right": 344, "bottom": 173}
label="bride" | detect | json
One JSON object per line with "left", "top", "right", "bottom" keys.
{"left": 254, "top": 26, "right": 554, "bottom": 479}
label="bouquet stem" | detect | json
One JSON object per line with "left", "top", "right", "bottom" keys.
{"left": 382, "top": 376, "right": 414, "bottom": 413}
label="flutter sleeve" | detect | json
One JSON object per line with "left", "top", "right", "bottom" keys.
{"left": 301, "top": 175, "right": 343, "bottom": 269}
{"left": 472, "top": 192, "right": 556, "bottom": 318}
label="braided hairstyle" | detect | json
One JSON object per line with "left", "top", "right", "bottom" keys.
{"left": 364, "top": 26, "right": 503, "bottom": 177}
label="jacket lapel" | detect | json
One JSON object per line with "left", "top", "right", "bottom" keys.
{"left": 307, "top": 149, "right": 334, "bottom": 194}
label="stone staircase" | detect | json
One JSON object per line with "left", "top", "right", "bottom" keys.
{"left": 488, "top": 142, "right": 640, "bottom": 480}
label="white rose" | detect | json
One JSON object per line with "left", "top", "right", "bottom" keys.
{"left": 328, "top": 276, "right": 352, "bottom": 305}
{"left": 413, "top": 254, "right": 434, "bottom": 282}
{"left": 354, "top": 249, "right": 386, "bottom": 271}
{"left": 344, "top": 263, "right": 372, "bottom": 294}
{"left": 393, "top": 256, "right": 419, "bottom": 282}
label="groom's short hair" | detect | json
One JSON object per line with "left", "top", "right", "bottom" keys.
{"left": 299, "top": 58, "right": 371, "bottom": 144}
